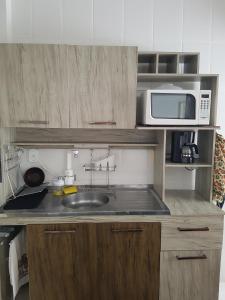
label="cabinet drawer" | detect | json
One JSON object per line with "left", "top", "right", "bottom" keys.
{"left": 161, "top": 216, "right": 223, "bottom": 250}
{"left": 160, "top": 249, "right": 221, "bottom": 300}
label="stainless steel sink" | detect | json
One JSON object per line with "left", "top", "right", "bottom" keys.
{"left": 2, "top": 185, "right": 171, "bottom": 216}
{"left": 62, "top": 192, "right": 110, "bottom": 209}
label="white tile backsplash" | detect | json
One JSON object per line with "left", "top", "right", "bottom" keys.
{"left": 124, "top": 0, "right": 154, "bottom": 50}
{"left": 93, "top": 0, "right": 123, "bottom": 45}
{"left": 183, "top": 0, "right": 212, "bottom": 43}
{"left": 153, "top": 0, "right": 183, "bottom": 52}
{"left": 20, "top": 148, "right": 154, "bottom": 186}
{"left": 11, "top": 0, "right": 32, "bottom": 42}
{"left": 32, "top": 0, "right": 62, "bottom": 43}
{"left": 217, "top": 90, "right": 225, "bottom": 135}
{"left": 212, "top": 0, "right": 225, "bottom": 43}
{"left": 211, "top": 43, "right": 225, "bottom": 75}
{"left": 62, "top": 0, "right": 93, "bottom": 44}
{"left": 20, "top": 148, "right": 194, "bottom": 189}
{"left": 182, "top": 41, "right": 211, "bottom": 73}
{"left": 0, "top": 0, "right": 7, "bottom": 42}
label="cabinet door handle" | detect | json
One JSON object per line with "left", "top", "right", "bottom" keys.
{"left": 111, "top": 228, "right": 144, "bottom": 233}
{"left": 19, "top": 120, "right": 49, "bottom": 125}
{"left": 88, "top": 121, "right": 117, "bottom": 125}
{"left": 177, "top": 227, "right": 209, "bottom": 232}
{"left": 176, "top": 254, "right": 207, "bottom": 260}
{"left": 44, "top": 230, "right": 76, "bottom": 234}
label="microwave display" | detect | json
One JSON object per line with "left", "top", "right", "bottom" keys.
{"left": 151, "top": 93, "right": 196, "bottom": 119}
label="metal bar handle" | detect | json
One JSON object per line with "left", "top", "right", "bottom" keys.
{"left": 177, "top": 227, "right": 209, "bottom": 232}
{"left": 111, "top": 228, "right": 144, "bottom": 233}
{"left": 44, "top": 230, "right": 76, "bottom": 234}
{"left": 88, "top": 121, "right": 117, "bottom": 125}
{"left": 176, "top": 254, "right": 207, "bottom": 260}
{"left": 19, "top": 120, "right": 49, "bottom": 125}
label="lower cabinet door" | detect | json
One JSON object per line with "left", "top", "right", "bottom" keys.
{"left": 27, "top": 224, "right": 97, "bottom": 300}
{"left": 27, "top": 222, "right": 161, "bottom": 300}
{"left": 160, "top": 250, "right": 221, "bottom": 300}
{"left": 95, "top": 222, "right": 161, "bottom": 300}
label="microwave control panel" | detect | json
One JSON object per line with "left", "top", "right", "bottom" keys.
{"left": 199, "top": 91, "right": 211, "bottom": 123}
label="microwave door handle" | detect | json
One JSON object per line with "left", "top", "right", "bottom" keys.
{"left": 186, "top": 95, "right": 195, "bottom": 120}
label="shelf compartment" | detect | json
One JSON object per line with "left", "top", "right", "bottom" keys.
{"left": 165, "top": 161, "right": 213, "bottom": 168}
{"left": 136, "top": 126, "right": 218, "bottom": 130}
{"left": 158, "top": 54, "right": 178, "bottom": 74}
{"left": 138, "top": 54, "right": 157, "bottom": 74}
{"left": 165, "top": 166, "right": 214, "bottom": 201}
{"left": 165, "top": 129, "right": 215, "bottom": 166}
{"left": 137, "top": 73, "right": 219, "bottom": 83}
{"left": 178, "top": 54, "right": 199, "bottom": 74}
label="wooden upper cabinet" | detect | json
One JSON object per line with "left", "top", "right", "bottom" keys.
{"left": 0, "top": 44, "right": 69, "bottom": 128}
{"left": 0, "top": 44, "right": 137, "bottom": 129}
{"left": 68, "top": 46, "right": 137, "bottom": 129}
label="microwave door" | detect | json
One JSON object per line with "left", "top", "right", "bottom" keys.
{"left": 150, "top": 93, "right": 197, "bottom": 125}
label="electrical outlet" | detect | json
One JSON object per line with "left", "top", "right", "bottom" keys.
{"left": 29, "top": 149, "right": 39, "bottom": 163}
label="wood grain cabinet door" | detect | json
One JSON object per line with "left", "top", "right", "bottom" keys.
{"left": 95, "top": 222, "right": 161, "bottom": 300}
{"left": 27, "top": 224, "right": 97, "bottom": 300}
{"left": 0, "top": 44, "right": 69, "bottom": 128}
{"left": 27, "top": 222, "right": 161, "bottom": 300}
{"left": 160, "top": 250, "right": 221, "bottom": 300}
{"left": 68, "top": 46, "right": 137, "bottom": 129}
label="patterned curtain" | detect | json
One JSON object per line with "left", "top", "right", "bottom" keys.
{"left": 213, "top": 133, "right": 225, "bottom": 207}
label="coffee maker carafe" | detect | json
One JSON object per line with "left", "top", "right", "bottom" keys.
{"left": 171, "top": 131, "right": 199, "bottom": 163}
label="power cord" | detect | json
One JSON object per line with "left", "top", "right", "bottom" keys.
{"left": 4, "top": 153, "right": 16, "bottom": 199}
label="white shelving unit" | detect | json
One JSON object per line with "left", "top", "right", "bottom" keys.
{"left": 137, "top": 51, "right": 218, "bottom": 203}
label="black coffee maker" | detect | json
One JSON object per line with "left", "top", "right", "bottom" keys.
{"left": 171, "top": 131, "right": 199, "bottom": 163}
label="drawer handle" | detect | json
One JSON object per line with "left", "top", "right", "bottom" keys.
{"left": 176, "top": 254, "right": 207, "bottom": 260}
{"left": 88, "top": 121, "right": 117, "bottom": 125}
{"left": 177, "top": 227, "right": 209, "bottom": 232}
{"left": 44, "top": 230, "right": 76, "bottom": 234}
{"left": 19, "top": 120, "right": 49, "bottom": 125}
{"left": 111, "top": 228, "right": 144, "bottom": 233}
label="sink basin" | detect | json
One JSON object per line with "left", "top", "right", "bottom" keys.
{"left": 62, "top": 192, "right": 110, "bottom": 209}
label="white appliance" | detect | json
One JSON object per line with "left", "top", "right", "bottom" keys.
{"left": 0, "top": 227, "right": 18, "bottom": 300}
{"left": 138, "top": 89, "right": 211, "bottom": 125}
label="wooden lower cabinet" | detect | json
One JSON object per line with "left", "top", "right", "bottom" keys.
{"left": 27, "top": 222, "right": 161, "bottom": 300}
{"left": 160, "top": 249, "right": 221, "bottom": 300}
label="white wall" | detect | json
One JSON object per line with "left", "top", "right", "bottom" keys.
{"left": 19, "top": 149, "right": 154, "bottom": 186}
{"left": 0, "top": 0, "right": 225, "bottom": 134}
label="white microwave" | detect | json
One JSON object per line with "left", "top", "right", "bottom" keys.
{"left": 138, "top": 89, "right": 211, "bottom": 125}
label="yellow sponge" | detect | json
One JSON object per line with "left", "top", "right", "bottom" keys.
{"left": 53, "top": 190, "right": 64, "bottom": 196}
{"left": 63, "top": 186, "right": 78, "bottom": 195}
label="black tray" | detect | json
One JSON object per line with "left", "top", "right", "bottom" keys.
{"left": 3, "top": 188, "right": 48, "bottom": 210}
